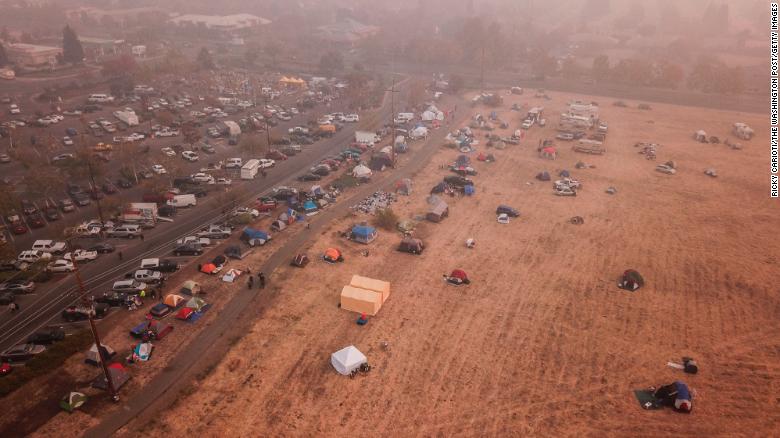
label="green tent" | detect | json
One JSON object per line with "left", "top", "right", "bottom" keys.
{"left": 60, "top": 392, "right": 87, "bottom": 413}
{"left": 186, "top": 297, "right": 207, "bottom": 312}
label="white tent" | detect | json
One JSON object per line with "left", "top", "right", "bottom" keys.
{"left": 352, "top": 164, "right": 373, "bottom": 179}
{"left": 331, "top": 345, "right": 367, "bottom": 375}
{"left": 410, "top": 126, "right": 428, "bottom": 139}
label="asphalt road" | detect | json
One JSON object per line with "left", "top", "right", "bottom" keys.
{"left": 0, "top": 77, "right": 409, "bottom": 353}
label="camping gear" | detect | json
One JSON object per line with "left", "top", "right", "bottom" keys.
{"left": 464, "top": 185, "right": 475, "bottom": 196}
{"left": 331, "top": 345, "right": 367, "bottom": 376}
{"left": 92, "top": 363, "right": 130, "bottom": 391}
{"left": 241, "top": 227, "right": 271, "bottom": 247}
{"left": 704, "top": 168, "right": 717, "bottom": 177}
{"left": 85, "top": 343, "right": 116, "bottom": 366}
{"left": 200, "top": 263, "right": 217, "bottom": 274}
{"left": 130, "top": 320, "right": 173, "bottom": 340}
{"left": 350, "top": 225, "right": 377, "bottom": 244}
{"left": 559, "top": 170, "right": 570, "bottom": 177}
{"left": 352, "top": 164, "right": 372, "bottom": 179}
{"left": 397, "top": 220, "right": 416, "bottom": 233}
{"left": 60, "top": 392, "right": 88, "bottom": 413}
{"left": 221, "top": 268, "right": 242, "bottom": 282}
{"left": 291, "top": 253, "right": 310, "bottom": 267}
{"left": 270, "top": 220, "right": 287, "bottom": 231}
{"left": 570, "top": 216, "right": 584, "bottom": 225}
{"left": 179, "top": 280, "right": 203, "bottom": 296}
{"left": 668, "top": 357, "right": 699, "bottom": 374}
{"left": 618, "top": 269, "right": 645, "bottom": 291}
{"left": 634, "top": 389, "right": 662, "bottom": 410}
{"left": 176, "top": 307, "right": 195, "bottom": 320}
{"left": 225, "top": 245, "right": 253, "bottom": 260}
{"left": 445, "top": 269, "right": 471, "bottom": 285}
{"left": 653, "top": 381, "right": 693, "bottom": 412}
{"left": 465, "top": 238, "right": 475, "bottom": 248}
{"left": 323, "top": 248, "right": 344, "bottom": 263}
{"left": 163, "top": 294, "right": 186, "bottom": 308}
{"left": 301, "top": 199, "right": 318, "bottom": 215}
{"left": 427, "top": 200, "right": 449, "bottom": 223}
{"left": 536, "top": 171, "right": 551, "bottom": 181}
{"left": 606, "top": 186, "right": 617, "bottom": 194}
{"left": 395, "top": 178, "right": 412, "bottom": 195}
{"left": 185, "top": 297, "right": 208, "bottom": 311}
{"left": 357, "top": 314, "right": 368, "bottom": 325}
{"left": 398, "top": 237, "right": 424, "bottom": 254}
{"left": 340, "top": 285, "right": 382, "bottom": 315}
{"left": 133, "top": 342, "right": 153, "bottom": 361}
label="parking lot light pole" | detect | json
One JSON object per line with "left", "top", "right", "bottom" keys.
{"left": 66, "top": 238, "right": 119, "bottom": 402}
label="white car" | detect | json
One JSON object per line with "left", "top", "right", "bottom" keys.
{"left": 127, "top": 133, "right": 145, "bottom": 142}
{"left": 63, "top": 249, "right": 98, "bottom": 262}
{"left": 215, "top": 177, "right": 232, "bottom": 185}
{"left": 47, "top": 259, "right": 75, "bottom": 273}
{"left": 9, "top": 104, "right": 20, "bottom": 115}
{"left": 259, "top": 159, "right": 275, "bottom": 168}
{"left": 343, "top": 114, "right": 359, "bottom": 123}
{"left": 497, "top": 213, "right": 510, "bottom": 224}
{"left": 190, "top": 173, "right": 215, "bottom": 184}
{"left": 182, "top": 151, "right": 199, "bottom": 162}
{"left": 156, "top": 129, "right": 180, "bottom": 137}
{"left": 161, "top": 147, "right": 176, "bottom": 157}
{"left": 18, "top": 250, "right": 52, "bottom": 263}
{"left": 233, "top": 207, "right": 259, "bottom": 218}
{"left": 176, "top": 236, "right": 212, "bottom": 246}
{"left": 151, "top": 164, "right": 167, "bottom": 175}
{"left": 62, "top": 136, "right": 74, "bottom": 146}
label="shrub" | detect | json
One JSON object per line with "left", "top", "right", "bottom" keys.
{"left": 373, "top": 208, "right": 398, "bottom": 231}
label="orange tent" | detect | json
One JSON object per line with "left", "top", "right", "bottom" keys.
{"left": 323, "top": 248, "right": 343, "bottom": 263}
{"left": 200, "top": 263, "right": 217, "bottom": 274}
{"left": 163, "top": 294, "right": 186, "bottom": 308}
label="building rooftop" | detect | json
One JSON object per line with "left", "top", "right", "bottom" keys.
{"left": 169, "top": 13, "right": 270, "bottom": 29}
{"left": 7, "top": 43, "right": 61, "bottom": 53}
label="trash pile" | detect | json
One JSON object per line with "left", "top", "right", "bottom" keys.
{"left": 351, "top": 191, "right": 397, "bottom": 214}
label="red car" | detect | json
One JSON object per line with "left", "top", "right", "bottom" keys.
{"left": 265, "top": 149, "right": 287, "bottom": 161}
{"left": 256, "top": 198, "right": 278, "bottom": 212}
{"left": 11, "top": 221, "right": 27, "bottom": 235}
{"left": 26, "top": 213, "right": 45, "bottom": 228}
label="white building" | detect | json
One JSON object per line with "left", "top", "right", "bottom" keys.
{"left": 131, "top": 45, "right": 147, "bottom": 57}
{"left": 168, "top": 14, "right": 270, "bottom": 31}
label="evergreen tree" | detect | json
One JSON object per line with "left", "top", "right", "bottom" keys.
{"left": 62, "top": 25, "right": 84, "bottom": 63}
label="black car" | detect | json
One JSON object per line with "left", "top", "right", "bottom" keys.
{"left": 173, "top": 243, "right": 203, "bottom": 256}
{"left": 44, "top": 206, "right": 61, "bottom": 221}
{"left": 496, "top": 205, "right": 520, "bottom": 218}
{"left": 1, "top": 343, "right": 46, "bottom": 363}
{"left": 27, "top": 212, "right": 46, "bottom": 228}
{"left": 116, "top": 178, "right": 133, "bottom": 189}
{"left": 0, "top": 291, "right": 15, "bottom": 305}
{"left": 0, "top": 280, "right": 35, "bottom": 293}
{"left": 89, "top": 242, "right": 115, "bottom": 254}
{"left": 297, "top": 173, "right": 321, "bottom": 182}
{"left": 73, "top": 193, "right": 91, "bottom": 206}
{"left": 95, "top": 291, "right": 129, "bottom": 307}
{"left": 27, "top": 327, "right": 65, "bottom": 345}
{"left": 62, "top": 303, "right": 109, "bottom": 322}
{"left": 146, "top": 259, "right": 179, "bottom": 272}
{"left": 185, "top": 188, "right": 208, "bottom": 198}
{"left": 443, "top": 175, "right": 473, "bottom": 187}
{"left": 158, "top": 205, "right": 176, "bottom": 217}
{"left": 21, "top": 199, "right": 38, "bottom": 215}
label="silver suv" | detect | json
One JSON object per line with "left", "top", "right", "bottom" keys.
{"left": 106, "top": 224, "right": 142, "bottom": 239}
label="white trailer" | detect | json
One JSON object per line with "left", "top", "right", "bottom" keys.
{"left": 568, "top": 102, "right": 599, "bottom": 121}
{"left": 223, "top": 120, "right": 241, "bottom": 136}
{"left": 122, "top": 202, "right": 158, "bottom": 222}
{"left": 241, "top": 159, "right": 260, "bottom": 179}
{"left": 355, "top": 131, "right": 380, "bottom": 145}
{"left": 733, "top": 122, "right": 754, "bottom": 140}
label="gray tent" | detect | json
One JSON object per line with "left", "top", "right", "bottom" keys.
{"left": 427, "top": 201, "right": 449, "bottom": 223}
{"left": 85, "top": 343, "right": 116, "bottom": 366}
{"left": 270, "top": 220, "right": 287, "bottom": 231}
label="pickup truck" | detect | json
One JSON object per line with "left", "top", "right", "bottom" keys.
{"left": 288, "top": 126, "right": 309, "bottom": 135}
{"left": 197, "top": 225, "right": 231, "bottom": 239}
{"left": 124, "top": 269, "right": 163, "bottom": 284}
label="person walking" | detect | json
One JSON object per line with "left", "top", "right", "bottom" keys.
{"left": 247, "top": 275, "right": 254, "bottom": 289}
{"left": 140, "top": 234, "right": 145, "bottom": 242}
{"left": 118, "top": 251, "right": 123, "bottom": 261}
{"left": 258, "top": 273, "right": 265, "bottom": 289}
{"left": 9, "top": 302, "right": 19, "bottom": 313}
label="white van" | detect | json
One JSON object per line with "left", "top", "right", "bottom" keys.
{"left": 167, "top": 194, "right": 197, "bottom": 208}
{"left": 18, "top": 250, "right": 52, "bottom": 263}
{"left": 88, "top": 94, "right": 114, "bottom": 103}
{"left": 225, "top": 157, "right": 243, "bottom": 169}
{"left": 31, "top": 240, "right": 67, "bottom": 254}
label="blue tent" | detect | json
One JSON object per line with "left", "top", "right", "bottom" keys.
{"left": 559, "top": 170, "right": 570, "bottom": 177}
{"left": 302, "top": 200, "right": 318, "bottom": 215}
{"left": 241, "top": 227, "right": 271, "bottom": 246}
{"left": 350, "top": 225, "right": 377, "bottom": 244}
{"left": 464, "top": 184, "right": 475, "bottom": 196}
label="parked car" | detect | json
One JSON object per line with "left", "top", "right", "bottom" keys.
{"left": 140, "top": 258, "right": 179, "bottom": 272}
{"left": 47, "top": 259, "right": 75, "bottom": 273}
{"left": 176, "top": 236, "right": 211, "bottom": 246}
{"left": 496, "top": 205, "right": 520, "bottom": 217}
{"left": 173, "top": 243, "right": 203, "bottom": 256}
{"left": 88, "top": 242, "right": 115, "bottom": 254}
{"left": 106, "top": 224, "right": 142, "bottom": 238}
{"left": 0, "top": 292, "right": 15, "bottom": 305}
{"left": 1, "top": 344, "right": 46, "bottom": 363}
{"left": 297, "top": 173, "right": 321, "bottom": 182}
{"left": 0, "top": 280, "right": 36, "bottom": 294}
{"left": 95, "top": 291, "right": 129, "bottom": 307}
{"left": 111, "top": 279, "right": 149, "bottom": 294}
{"left": 27, "top": 328, "right": 65, "bottom": 345}
{"left": 63, "top": 249, "right": 98, "bottom": 262}
{"left": 17, "top": 250, "right": 51, "bottom": 264}
{"left": 124, "top": 269, "right": 163, "bottom": 284}
{"left": 43, "top": 206, "right": 61, "bottom": 221}
{"left": 26, "top": 213, "right": 45, "bottom": 228}
{"left": 62, "top": 303, "right": 109, "bottom": 321}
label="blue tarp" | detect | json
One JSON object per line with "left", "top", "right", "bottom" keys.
{"left": 464, "top": 185, "right": 475, "bottom": 196}
{"left": 242, "top": 227, "right": 269, "bottom": 241}
{"left": 351, "top": 225, "right": 377, "bottom": 244}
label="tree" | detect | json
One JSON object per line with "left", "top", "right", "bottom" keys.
{"left": 197, "top": 47, "right": 215, "bottom": 70}
{"left": 62, "top": 25, "right": 84, "bottom": 64}
{"left": 592, "top": 55, "right": 610, "bottom": 81}
{"left": 101, "top": 54, "right": 137, "bottom": 78}
{"left": 0, "top": 43, "right": 7, "bottom": 67}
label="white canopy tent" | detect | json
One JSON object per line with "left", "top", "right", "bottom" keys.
{"left": 352, "top": 164, "right": 373, "bottom": 178}
{"left": 331, "top": 345, "right": 367, "bottom": 375}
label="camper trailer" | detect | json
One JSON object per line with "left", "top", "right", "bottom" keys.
{"left": 573, "top": 139, "right": 606, "bottom": 155}
{"left": 241, "top": 159, "right": 260, "bottom": 179}
{"left": 733, "top": 123, "right": 754, "bottom": 140}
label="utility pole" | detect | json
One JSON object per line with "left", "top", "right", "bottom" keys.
{"left": 387, "top": 78, "right": 399, "bottom": 167}
{"left": 79, "top": 127, "right": 105, "bottom": 225}
{"left": 480, "top": 44, "right": 485, "bottom": 95}
{"left": 66, "top": 238, "right": 119, "bottom": 402}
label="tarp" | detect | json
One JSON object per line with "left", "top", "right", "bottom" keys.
{"left": 352, "top": 164, "right": 372, "bottom": 178}
{"left": 60, "top": 392, "right": 87, "bottom": 413}
{"left": 331, "top": 345, "right": 367, "bottom": 376}
{"left": 340, "top": 285, "right": 382, "bottom": 315}
{"left": 410, "top": 126, "right": 428, "bottom": 139}
{"left": 350, "top": 275, "right": 390, "bottom": 303}
{"left": 221, "top": 268, "right": 243, "bottom": 282}
{"left": 164, "top": 294, "right": 186, "bottom": 308}
{"left": 350, "top": 225, "right": 377, "bottom": 244}
{"left": 303, "top": 200, "right": 318, "bottom": 215}
{"left": 85, "top": 343, "right": 115, "bottom": 366}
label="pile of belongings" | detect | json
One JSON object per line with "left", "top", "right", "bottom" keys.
{"left": 130, "top": 341, "right": 153, "bottom": 362}
{"left": 323, "top": 247, "right": 344, "bottom": 263}
{"left": 396, "top": 219, "right": 416, "bottom": 234}
{"left": 635, "top": 142, "right": 657, "bottom": 159}
{"left": 291, "top": 253, "right": 310, "bottom": 267}
{"left": 200, "top": 255, "right": 227, "bottom": 274}
{"left": 536, "top": 171, "right": 551, "bottom": 181}
{"left": 704, "top": 168, "right": 717, "bottom": 177}
{"left": 351, "top": 191, "right": 397, "bottom": 214}
{"left": 443, "top": 269, "right": 470, "bottom": 286}
{"left": 605, "top": 186, "right": 618, "bottom": 194}
{"left": 395, "top": 178, "right": 413, "bottom": 196}
{"left": 476, "top": 152, "right": 495, "bottom": 162}
{"left": 618, "top": 269, "right": 644, "bottom": 291}
{"left": 635, "top": 381, "right": 693, "bottom": 413}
